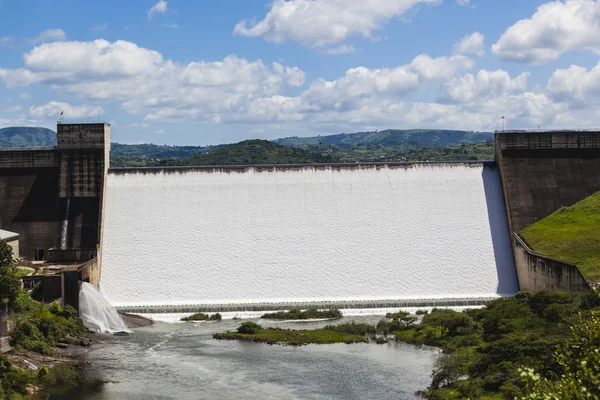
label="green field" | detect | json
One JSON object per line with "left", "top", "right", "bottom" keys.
{"left": 520, "top": 191, "right": 600, "bottom": 280}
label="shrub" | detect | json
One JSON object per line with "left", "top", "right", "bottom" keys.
{"left": 209, "top": 313, "right": 222, "bottom": 321}
{"left": 237, "top": 322, "right": 262, "bottom": 334}
{"left": 49, "top": 300, "right": 63, "bottom": 316}
{"left": 12, "top": 291, "right": 34, "bottom": 314}
{"left": 416, "top": 309, "right": 429, "bottom": 315}
{"left": 323, "top": 322, "right": 376, "bottom": 336}
{"left": 37, "top": 365, "right": 49, "bottom": 379}
{"left": 2, "top": 371, "right": 32, "bottom": 395}
{"left": 261, "top": 308, "right": 342, "bottom": 320}
{"left": 180, "top": 312, "right": 209, "bottom": 321}
{"left": 41, "top": 364, "right": 80, "bottom": 387}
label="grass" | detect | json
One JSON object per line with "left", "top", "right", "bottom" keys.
{"left": 520, "top": 191, "right": 600, "bottom": 280}
{"left": 213, "top": 327, "right": 367, "bottom": 346}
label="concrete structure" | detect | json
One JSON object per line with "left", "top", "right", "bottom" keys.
{"left": 0, "top": 229, "right": 19, "bottom": 258}
{"left": 495, "top": 130, "right": 600, "bottom": 292}
{"left": 0, "top": 123, "right": 110, "bottom": 260}
{"left": 495, "top": 130, "right": 600, "bottom": 235}
{"left": 513, "top": 234, "right": 588, "bottom": 293}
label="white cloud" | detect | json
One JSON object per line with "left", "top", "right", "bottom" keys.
{"left": 456, "top": 0, "right": 470, "bottom": 5}
{"left": 492, "top": 0, "right": 600, "bottom": 64}
{"left": 234, "top": 0, "right": 441, "bottom": 50}
{"left": 438, "top": 69, "right": 529, "bottom": 103}
{"left": 148, "top": 0, "right": 168, "bottom": 20}
{"left": 29, "top": 101, "right": 105, "bottom": 119}
{"left": 160, "top": 23, "right": 179, "bottom": 29}
{"left": 154, "top": 128, "right": 167, "bottom": 134}
{"left": 32, "top": 29, "right": 67, "bottom": 44}
{"left": 453, "top": 32, "right": 484, "bottom": 56}
{"left": 547, "top": 62, "right": 600, "bottom": 108}
{"left": 0, "top": 36, "right": 587, "bottom": 134}
{"left": 0, "top": 39, "right": 306, "bottom": 125}
{"left": 19, "top": 92, "right": 31, "bottom": 101}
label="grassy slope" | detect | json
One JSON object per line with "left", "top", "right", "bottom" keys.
{"left": 520, "top": 191, "right": 600, "bottom": 280}
{"left": 169, "top": 139, "right": 339, "bottom": 166}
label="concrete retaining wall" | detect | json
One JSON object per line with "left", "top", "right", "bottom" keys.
{"left": 513, "top": 234, "right": 588, "bottom": 293}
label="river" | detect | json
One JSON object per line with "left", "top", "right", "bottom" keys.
{"left": 52, "top": 316, "right": 440, "bottom": 400}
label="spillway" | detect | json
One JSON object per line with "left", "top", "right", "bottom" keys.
{"left": 100, "top": 163, "right": 518, "bottom": 311}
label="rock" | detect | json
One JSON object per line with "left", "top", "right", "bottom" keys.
{"left": 26, "top": 384, "right": 40, "bottom": 396}
{"left": 23, "top": 359, "right": 38, "bottom": 371}
{"left": 113, "top": 331, "right": 129, "bottom": 337}
{"left": 56, "top": 343, "right": 68, "bottom": 349}
{"left": 80, "top": 338, "right": 91, "bottom": 346}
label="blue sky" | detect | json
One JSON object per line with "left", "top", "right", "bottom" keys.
{"left": 1, "top": 0, "right": 600, "bottom": 145}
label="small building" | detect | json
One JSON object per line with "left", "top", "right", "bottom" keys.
{"left": 0, "top": 229, "right": 19, "bottom": 258}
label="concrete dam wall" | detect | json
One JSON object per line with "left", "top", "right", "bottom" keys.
{"left": 100, "top": 163, "right": 518, "bottom": 309}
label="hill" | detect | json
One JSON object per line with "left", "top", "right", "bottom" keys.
{"left": 520, "top": 191, "right": 600, "bottom": 280}
{"left": 0, "top": 127, "right": 56, "bottom": 147}
{"left": 275, "top": 129, "right": 493, "bottom": 147}
{"left": 165, "top": 140, "right": 339, "bottom": 166}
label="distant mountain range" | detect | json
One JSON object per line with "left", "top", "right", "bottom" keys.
{"left": 275, "top": 129, "right": 493, "bottom": 147}
{"left": 0, "top": 127, "right": 57, "bottom": 148}
{"left": 163, "top": 139, "right": 338, "bottom": 166}
{"left": 0, "top": 126, "right": 494, "bottom": 166}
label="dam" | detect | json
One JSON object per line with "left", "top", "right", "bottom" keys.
{"left": 100, "top": 162, "right": 518, "bottom": 310}
{"left": 2, "top": 123, "right": 600, "bottom": 312}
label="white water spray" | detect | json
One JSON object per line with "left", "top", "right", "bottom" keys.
{"left": 79, "top": 282, "right": 131, "bottom": 334}
{"left": 102, "top": 164, "right": 518, "bottom": 308}
{"left": 60, "top": 198, "right": 71, "bottom": 250}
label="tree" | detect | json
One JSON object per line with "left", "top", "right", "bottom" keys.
{"left": 422, "top": 309, "right": 472, "bottom": 337}
{"left": 521, "top": 311, "right": 600, "bottom": 399}
{"left": 0, "top": 241, "right": 22, "bottom": 307}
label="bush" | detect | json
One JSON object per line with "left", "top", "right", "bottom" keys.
{"left": 261, "top": 308, "right": 342, "bottom": 320}
{"left": 181, "top": 312, "right": 222, "bottom": 322}
{"left": 323, "top": 322, "right": 376, "bottom": 336}
{"left": 41, "top": 364, "right": 80, "bottom": 387}
{"left": 2, "top": 371, "right": 32, "bottom": 395}
{"left": 237, "top": 322, "right": 262, "bottom": 334}
{"left": 416, "top": 309, "right": 429, "bottom": 315}
{"left": 209, "top": 313, "right": 222, "bottom": 321}
{"left": 12, "top": 291, "right": 34, "bottom": 314}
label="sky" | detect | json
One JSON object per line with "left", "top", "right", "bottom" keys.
{"left": 1, "top": 0, "right": 600, "bottom": 145}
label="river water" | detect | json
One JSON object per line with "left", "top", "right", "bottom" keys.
{"left": 53, "top": 316, "right": 440, "bottom": 400}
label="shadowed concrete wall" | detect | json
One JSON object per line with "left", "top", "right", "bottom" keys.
{"left": 513, "top": 234, "right": 588, "bottom": 292}
{"left": 0, "top": 151, "right": 61, "bottom": 259}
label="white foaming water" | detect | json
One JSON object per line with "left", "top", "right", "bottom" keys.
{"left": 60, "top": 198, "right": 70, "bottom": 250}
{"left": 101, "top": 164, "right": 518, "bottom": 308}
{"left": 79, "top": 282, "right": 131, "bottom": 334}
